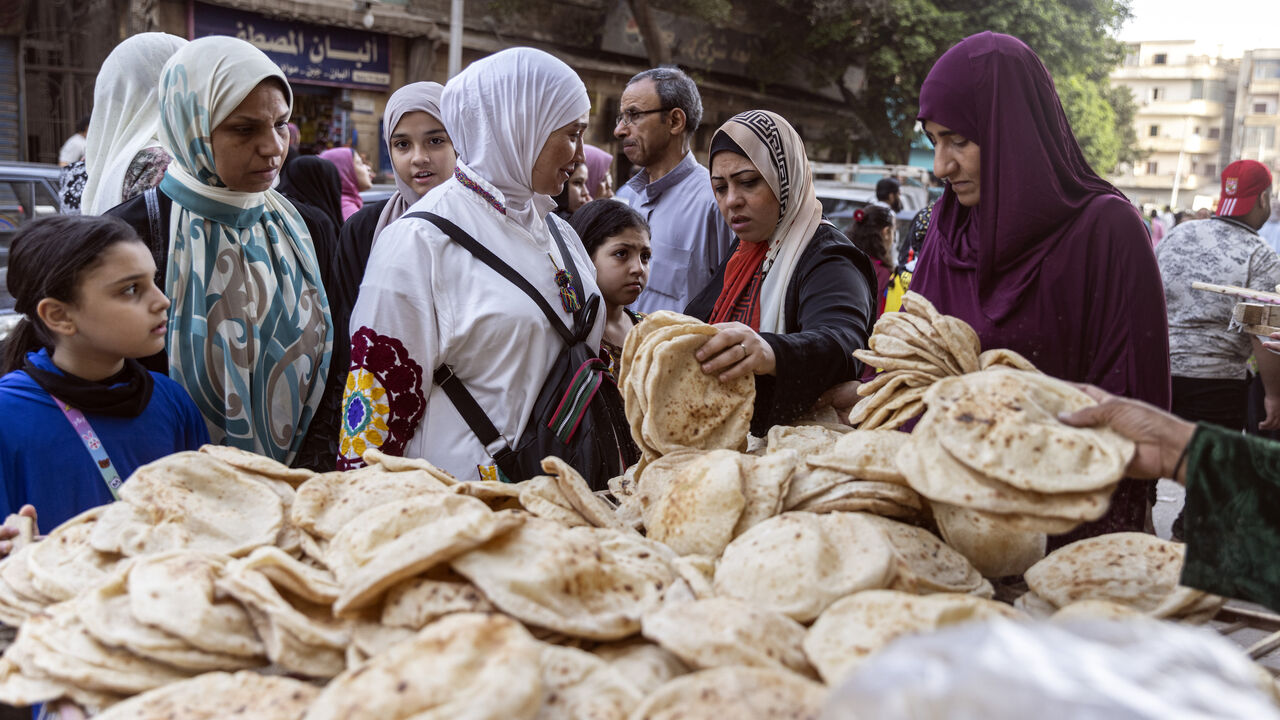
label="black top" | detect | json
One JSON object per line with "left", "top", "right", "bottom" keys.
{"left": 685, "top": 223, "right": 877, "bottom": 434}
{"left": 106, "top": 188, "right": 344, "bottom": 472}
{"left": 279, "top": 155, "right": 345, "bottom": 231}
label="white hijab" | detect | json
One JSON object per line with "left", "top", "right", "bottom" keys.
{"left": 713, "top": 110, "right": 825, "bottom": 334}
{"left": 81, "top": 32, "right": 187, "bottom": 215}
{"left": 440, "top": 47, "right": 590, "bottom": 228}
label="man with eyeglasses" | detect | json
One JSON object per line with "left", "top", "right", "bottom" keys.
{"left": 614, "top": 67, "right": 733, "bottom": 314}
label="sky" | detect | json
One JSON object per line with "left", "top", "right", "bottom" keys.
{"left": 1119, "top": 0, "right": 1280, "bottom": 57}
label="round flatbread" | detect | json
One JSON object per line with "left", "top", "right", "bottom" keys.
{"left": 641, "top": 597, "right": 814, "bottom": 677}
{"left": 629, "top": 666, "right": 826, "bottom": 720}
{"left": 94, "top": 670, "right": 319, "bottom": 720}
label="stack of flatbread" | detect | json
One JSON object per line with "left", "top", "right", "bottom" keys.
{"left": 851, "top": 291, "right": 1038, "bottom": 430}
{"left": 897, "top": 369, "right": 1134, "bottom": 538}
{"left": 618, "top": 311, "right": 755, "bottom": 463}
{"left": 1017, "top": 533, "right": 1225, "bottom": 623}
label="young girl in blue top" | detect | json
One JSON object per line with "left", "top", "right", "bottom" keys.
{"left": 0, "top": 215, "right": 209, "bottom": 538}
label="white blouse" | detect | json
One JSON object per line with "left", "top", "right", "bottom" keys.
{"left": 337, "top": 162, "right": 603, "bottom": 480}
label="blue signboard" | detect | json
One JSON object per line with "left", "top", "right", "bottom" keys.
{"left": 193, "top": 2, "right": 391, "bottom": 90}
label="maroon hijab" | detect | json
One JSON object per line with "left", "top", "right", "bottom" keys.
{"left": 910, "top": 33, "right": 1170, "bottom": 541}
{"left": 916, "top": 32, "right": 1127, "bottom": 323}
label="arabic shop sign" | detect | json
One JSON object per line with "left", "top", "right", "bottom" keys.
{"left": 193, "top": 2, "right": 391, "bottom": 90}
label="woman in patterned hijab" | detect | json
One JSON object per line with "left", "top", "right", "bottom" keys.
{"left": 153, "top": 35, "right": 333, "bottom": 465}
{"left": 684, "top": 110, "right": 876, "bottom": 432}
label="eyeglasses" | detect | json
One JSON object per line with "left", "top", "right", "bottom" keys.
{"left": 615, "top": 107, "right": 670, "bottom": 127}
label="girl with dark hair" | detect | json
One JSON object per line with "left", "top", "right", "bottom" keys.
{"left": 847, "top": 204, "right": 896, "bottom": 317}
{"left": 552, "top": 162, "right": 592, "bottom": 220}
{"left": 0, "top": 215, "right": 208, "bottom": 532}
{"left": 569, "top": 198, "right": 652, "bottom": 373}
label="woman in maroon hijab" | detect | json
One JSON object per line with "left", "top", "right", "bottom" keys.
{"left": 910, "top": 32, "right": 1171, "bottom": 542}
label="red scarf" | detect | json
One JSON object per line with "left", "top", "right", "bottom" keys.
{"left": 709, "top": 240, "right": 770, "bottom": 330}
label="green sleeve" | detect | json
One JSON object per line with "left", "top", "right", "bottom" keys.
{"left": 1181, "top": 423, "right": 1280, "bottom": 612}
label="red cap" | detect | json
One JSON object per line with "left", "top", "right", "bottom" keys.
{"left": 1217, "top": 160, "right": 1272, "bottom": 217}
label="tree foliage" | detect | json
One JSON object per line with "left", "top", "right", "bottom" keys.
{"left": 654, "top": 0, "right": 1136, "bottom": 172}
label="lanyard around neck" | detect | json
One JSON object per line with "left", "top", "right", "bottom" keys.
{"left": 49, "top": 395, "right": 123, "bottom": 500}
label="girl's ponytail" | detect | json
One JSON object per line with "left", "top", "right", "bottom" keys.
{"left": 1, "top": 215, "right": 142, "bottom": 375}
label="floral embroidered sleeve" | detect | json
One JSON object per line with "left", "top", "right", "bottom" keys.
{"left": 336, "top": 228, "right": 440, "bottom": 470}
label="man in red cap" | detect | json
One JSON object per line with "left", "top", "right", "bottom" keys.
{"left": 1156, "top": 159, "right": 1279, "bottom": 436}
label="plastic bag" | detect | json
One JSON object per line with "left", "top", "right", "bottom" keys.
{"left": 821, "top": 617, "right": 1280, "bottom": 720}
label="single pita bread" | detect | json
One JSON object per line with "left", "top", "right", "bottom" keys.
{"left": 536, "top": 644, "right": 643, "bottom": 720}
{"left": 979, "top": 348, "right": 1040, "bottom": 372}
{"left": 302, "top": 613, "right": 544, "bottom": 720}
{"left": 765, "top": 425, "right": 842, "bottom": 456}
{"left": 1051, "top": 599, "right": 1145, "bottom": 622}
{"left": 126, "top": 551, "right": 263, "bottom": 658}
{"left": 641, "top": 597, "right": 814, "bottom": 677}
{"left": 642, "top": 332, "right": 755, "bottom": 455}
{"left": 791, "top": 481, "right": 923, "bottom": 519}
{"left": 326, "top": 494, "right": 523, "bottom": 615}
{"left": 629, "top": 666, "right": 826, "bottom": 720}
{"left": 644, "top": 450, "right": 746, "bottom": 557}
{"left": 380, "top": 571, "right": 494, "bottom": 630}
{"left": 591, "top": 641, "right": 689, "bottom": 696}
{"left": 93, "top": 670, "right": 320, "bottom": 720}
{"left": 292, "top": 464, "right": 451, "bottom": 541}
{"left": 362, "top": 448, "right": 459, "bottom": 485}
{"left": 733, "top": 450, "right": 798, "bottom": 536}
{"left": 925, "top": 370, "right": 1135, "bottom": 493}
{"left": 543, "top": 457, "right": 630, "bottom": 531}
{"left": 90, "top": 452, "right": 283, "bottom": 557}
{"left": 199, "top": 444, "right": 315, "bottom": 488}
{"left": 713, "top": 512, "right": 895, "bottom": 622}
{"left": 935, "top": 316, "right": 981, "bottom": 373}
{"left": 519, "top": 475, "right": 591, "bottom": 527}
{"left": 803, "top": 589, "right": 1021, "bottom": 684}
{"left": 451, "top": 518, "right": 677, "bottom": 640}
{"left": 859, "top": 514, "right": 990, "bottom": 596}
{"left": 856, "top": 368, "right": 937, "bottom": 398}
{"left": 853, "top": 349, "right": 951, "bottom": 376}
{"left": 901, "top": 291, "right": 942, "bottom": 324}
{"left": 1023, "top": 532, "right": 1202, "bottom": 616}
{"left": 932, "top": 502, "right": 1046, "bottom": 578}
{"left": 783, "top": 467, "right": 854, "bottom": 510}
{"left": 806, "top": 430, "right": 910, "bottom": 484}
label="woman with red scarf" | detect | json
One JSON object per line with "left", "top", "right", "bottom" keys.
{"left": 684, "top": 110, "right": 877, "bottom": 434}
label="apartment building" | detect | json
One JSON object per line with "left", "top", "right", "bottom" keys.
{"left": 1109, "top": 40, "right": 1238, "bottom": 211}
{"left": 1232, "top": 49, "right": 1280, "bottom": 188}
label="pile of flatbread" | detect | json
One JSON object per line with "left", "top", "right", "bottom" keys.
{"left": 897, "top": 368, "right": 1135, "bottom": 539}
{"left": 1016, "top": 533, "right": 1225, "bottom": 623}
{"left": 618, "top": 311, "right": 755, "bottom": 464}
{"left": 851, "top": 291, "right": 1038, "bottom": 430}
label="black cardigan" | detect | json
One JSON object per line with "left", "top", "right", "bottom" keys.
{"left": 106, "top": 188, "right": 344, "bottom": 472}
{"left": 684, "top": 223, "right": 876, "bottom": 434}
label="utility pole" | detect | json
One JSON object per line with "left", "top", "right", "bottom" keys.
{"left": 448, "top": 0, "right": 464, "bottom": 78}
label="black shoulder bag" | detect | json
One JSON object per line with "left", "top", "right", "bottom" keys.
{"left": 403, "top": 212, "right": 638, "bottom": 490}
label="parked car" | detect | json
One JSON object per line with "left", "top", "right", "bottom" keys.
{"left": 0, "top": 162, "right": 64, "bottom": 345}
{"left": 359, "top": 183, "right": 397, "bottom": 205}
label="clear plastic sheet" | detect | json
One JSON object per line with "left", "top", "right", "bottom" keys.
{"left": 821, "top": 618, "right": 1280, "bottom": 720}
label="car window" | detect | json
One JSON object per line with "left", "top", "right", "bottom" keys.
{"left": 0, "top": 180, "right": 41, "bottom": 317}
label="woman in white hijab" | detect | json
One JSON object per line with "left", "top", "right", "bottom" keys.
{"left": 106, "top": 36, "right": 336, "bottom": 469}
{"left": 684, "top": 110, "right": 877, "bottom": 433}
{"left": 337, "top": 47, "right": 616, "bottom": 482}
{"left": 76, "top": 33, "right": 187, "bottom": 215}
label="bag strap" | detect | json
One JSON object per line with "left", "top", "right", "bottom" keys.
{"left": 403, "top": 211, "right": 576, "bottom": 345}
{"left": 49, "top": 395, "right": 123, "bottom": 500}
{"left": 431, "top": 365, "right": 516, "bottom": 480}
{"left": 544, "top": 216, "right": 586, "bottom": 311}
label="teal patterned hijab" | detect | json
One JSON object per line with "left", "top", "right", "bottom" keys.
{"left": 157, "top": 36, "right": 332, "bottom": 464}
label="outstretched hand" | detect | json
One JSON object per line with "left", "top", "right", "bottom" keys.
{"left": 0, "top": 505, "right": 38, "bottom": 558}
{"left": 1058, "top": 386, "right": 1196, "bottom": 482}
